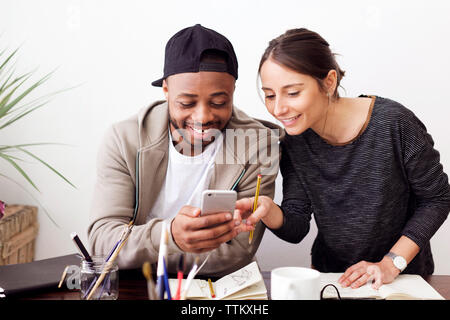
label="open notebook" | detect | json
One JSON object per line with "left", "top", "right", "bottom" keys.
{"left": 169, "top": 261, "right": 267, "bottom": 300}
{"left": 320, "top": 273, "right": 444, "bottom": 300}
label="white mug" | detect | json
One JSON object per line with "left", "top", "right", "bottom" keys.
{"left": 271, "top": 267, "right": 320, "bottom": 300}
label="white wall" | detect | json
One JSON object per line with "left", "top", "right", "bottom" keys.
{"left": 1, "top": 0, "right": 449, "bottom": 274}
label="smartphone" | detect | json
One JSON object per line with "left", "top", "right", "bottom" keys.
{"left": 200, "top": 190, "right": 237, "bottom": 216}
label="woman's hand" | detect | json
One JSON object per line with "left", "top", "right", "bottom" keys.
{"left": 338, "top": 257, "right": 400, "bottom": 290}
{"left": 234, "top": 196, "right": 283, "bottom": 231}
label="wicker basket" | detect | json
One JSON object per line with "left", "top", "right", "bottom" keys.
{"left": 0, "top": 205, "right": 39, "bottom": 265}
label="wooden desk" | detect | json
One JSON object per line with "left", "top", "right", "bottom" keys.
{"left": 423, "top": 275, "right": 450, "bottom": 300}
{"left": 14, "top": 270, "right": 450, "bottom": 300}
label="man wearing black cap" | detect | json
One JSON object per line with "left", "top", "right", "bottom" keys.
{"left": 88, "top": 24, "right": 281, "bottom": 276}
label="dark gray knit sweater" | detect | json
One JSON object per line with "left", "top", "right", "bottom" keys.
{"left": 271, "top": 95, "right": 450, "bottom": 276}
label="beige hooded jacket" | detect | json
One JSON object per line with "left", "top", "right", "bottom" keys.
{"left": 88, "top": 100, "right": 282, "bottom": 276}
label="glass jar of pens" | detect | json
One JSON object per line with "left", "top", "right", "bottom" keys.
{"left": 80, "top": 255, "right": 119, "bottom": 300}
{"left": 70, "top": 222, "right": 132, "bottom": 300}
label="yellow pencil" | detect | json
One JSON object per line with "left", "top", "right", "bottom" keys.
{"left": 208, "top": 278, "right": 216, "bottom": 298}
{"left": 58, "top": 265, "right": 69, "bottom": 289}
{"left": 249, "top": 174, "right": 262, "bottom": 244}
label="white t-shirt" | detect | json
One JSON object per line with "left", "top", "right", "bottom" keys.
{"left": 146, "top": 130, "right": 223, "bottom": 221}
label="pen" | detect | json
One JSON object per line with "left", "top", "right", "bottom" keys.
{"left": 174, "top": 254, "right": 185, "bottom": 300}
{"left": 82, "top": 224, "right": 133, "bottom": 299}
{"left": 249, "top": 174, "right": 262, "bottom": 244}
{"left": 70, "top": 232, "right": 92, "bottom": 262}
{"left": 58, "top": 266, "right": 70, "bottom": 288}
{"left": 86, "top": 230, "right": 131, "bottom": 300}
{"left": 181, "top": 256, "right": 199, "bottom": 300}
{"left": 163, "top": 257, "right": 172, "bottom": 300}
{"left": 157, "top": 221, "right": 169, "bottom": 300}
{"left": 156, "top": 272, "right": 165, "bottom": 300}
{"left": 208, "top": 278, "right": 216, "bottom": 298}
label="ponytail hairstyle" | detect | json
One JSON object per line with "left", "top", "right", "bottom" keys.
{"left": 259, "top": 28, "right": 345, "bottom": 100}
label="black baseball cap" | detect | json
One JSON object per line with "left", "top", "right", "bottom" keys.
{"left": 151, "top": 24, "right": 238, "bottom": 87}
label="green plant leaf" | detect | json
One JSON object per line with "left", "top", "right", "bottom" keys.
{"left": 0, "top": 69, "right": 15, "bottom": 93}
{"left": 0, "top": 173, "right": 60, "bottom": 228}
{"left": 0, "top": 75, "right": 32, "bottom": 117}
{"left": 0, "top": 46, "right": 77, "bottom": 229}
{"left": 0, "top": 47, "right": 19, "bottom": 75}
{"left": 0, "top": 152, "right": 26, "bottom": 162}
{"left": 0, "top": 70, "right": 34, "bottom": 95}
{"left": 15, "top": 146, "right": 77, "bottom": 189}
{"left": 0, "top": 72, "right": 50, "bottom": 119}
{"left": 0, "top": 100, "right": 48, "bottom": 129}
{"left": 0, "top": 59, "right": 20, "bottom": 93}
{"left": 0, "top": 142, "right": 71, "bottom": 152}
{"left": 0, "top": 152, "right": 40, "bottom": 191}
{"left": 3, "top": 85, "right": 66, "bottom": 116}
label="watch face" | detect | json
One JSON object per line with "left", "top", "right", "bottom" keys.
{"left": 394, "top": 256, "right": 407, "bottom": 270}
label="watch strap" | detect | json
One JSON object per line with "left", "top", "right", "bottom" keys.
{"left": 385, "top": 252, "right": 397, "bottom": 260}
{"left": 385, "top": 252, "right": 407, "bottom": 272}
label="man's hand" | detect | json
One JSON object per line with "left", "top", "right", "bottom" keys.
{"left": 171, "top": 205, "right": 242, "bottom": 253}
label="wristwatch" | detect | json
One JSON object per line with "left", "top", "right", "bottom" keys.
{"left": 385, "top": 252, "right": 407, "bottom": 272}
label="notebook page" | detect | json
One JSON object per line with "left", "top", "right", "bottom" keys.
{"left": 214, "top": 261, "right": 262, "bottom": 299}
{"left": 320, "top": 273, "right": 381, "bottom": 299}
{"left": 224, "top": 279, "right": 268, "bottom": 300}
{"left": 379, "top": 275, "right": 444, "bottom": 300}
{"left": 169, "top": 278, "right": 209, "bottom": 299}
{"left": 319, "top": 273, "right": 444, "bottom": 300}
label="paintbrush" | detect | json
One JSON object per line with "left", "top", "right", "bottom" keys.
{"left": 142, "top": 261, "right": 158, "bottom": 300}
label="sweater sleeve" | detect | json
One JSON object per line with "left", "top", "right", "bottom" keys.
{"left": 268, "top": 141, "right": 313, "bottom": 243}
{"left": 400, "top": 114, "right": 450, "bottom": 248}
{"left": 87, "top": 125, "right": 178, "bottom": 270}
